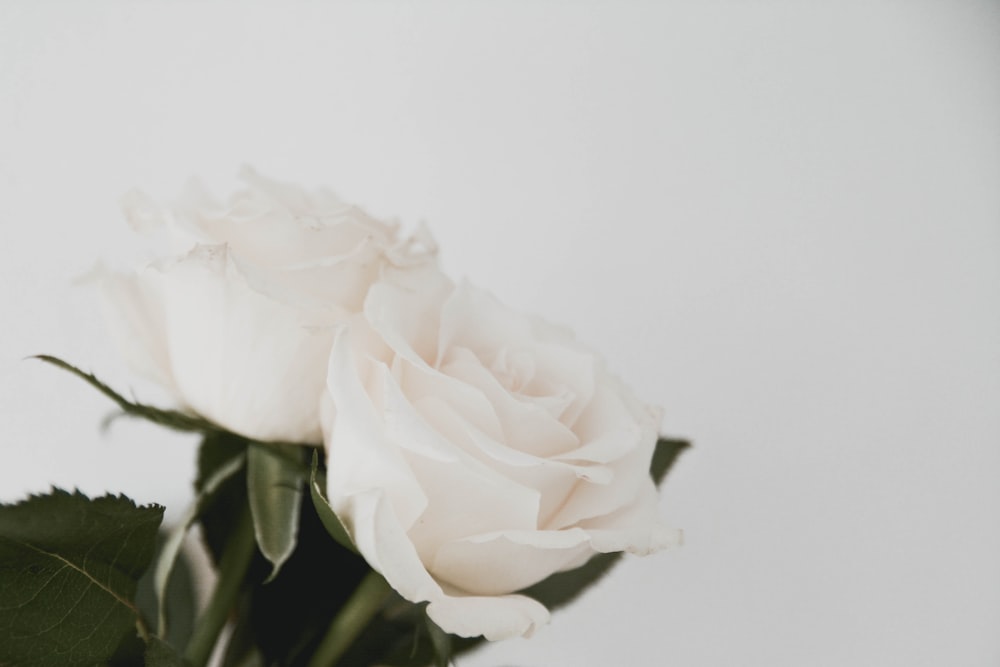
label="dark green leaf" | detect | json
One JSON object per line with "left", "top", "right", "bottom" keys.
{"left": 195, "top": 432, "right": 251, "bottom": 565}
{"left": 309, "top": 451, "right": 357, "bottom": 554}
{"left": 335, "top": 595, "right": 432, "bottom": 667}
{"left": 246, "top": 488, "right": 371, "bottom": 667}
{"left": 33, "top": 355, "right": 221, "bottom": 435}
{"left": 247, "top": 442, "right": 306, "bottom": 581}
{"left": 144, "top": 636, "right": 191, "bottom": 667}
{"left": 341, "top": 596, "right": 482, "bottom": 667}
{"left": 519, "top": 551, "right": 620, "bottom": 612}
{"left": 651, "top": 436, "right": 690, "bottom": 485}
{"left": 0, "top": 489, "right": 163, "bottom": 667}
{"left": 220, "top": 604, "right": 266, "bottom": 667}
{"left": 424, "top": 615, "right": 452, "bottom": 667}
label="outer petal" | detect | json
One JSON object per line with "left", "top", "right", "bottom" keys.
{"left": 329, "top": 486, "right": 550, "bottom": 641}
{"left": 325, "top": 325, "right": 552, "bottom": 640}
{"left": 577, "top": 481, "right": 682, "bottom": 555}
{"left": 154, "top": 244, "right": 338, "bottom": 442}
{"left": 432, "top": 528, "right": 594, "bottom": 595}
{"left": 172, "top": 166, "right": 400, "bottom": 269}
{"left": 325, "top": 324, "right": 429, "bottom": 530}
{"left": 98, "top": 268, "right": 177, "bottom": 394}
{"left": 322, "top": 272, "right": 677, "bottom": 641}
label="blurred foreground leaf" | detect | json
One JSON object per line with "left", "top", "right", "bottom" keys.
{"left": 650, "top": 437, "right": 690, "bottom": 485}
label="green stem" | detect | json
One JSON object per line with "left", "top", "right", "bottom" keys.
{"left": 184, "top": 507, "right": 257, "bottom": 667}
{"left": 307, "top": 571, "right": 392, "bottom": 667}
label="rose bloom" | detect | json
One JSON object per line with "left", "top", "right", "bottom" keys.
{"left": 100, "top": 168, "right": 435, "bottom": 443}
{"left": 322, "top": 267, "right": 677, "bottom": 640}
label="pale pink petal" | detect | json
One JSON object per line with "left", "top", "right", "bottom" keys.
{"left": 330, "top": 486, "right": 550, "bottom": 641}
{"left": 431, "top": 528, "right": 593, "bottom": 595}
{"left": 441, "top": 346, "right": 579, "bottom": 458}
{"left": 578, "top": 481, "right": 682, "bottom": 555}
{"left": 426, "top": 592, "right": 550, "bottom": 641}
{"left": 325, "top": 326, "right": 428, "bottom": 529}
{"left": 363, "top": 267, "right": 454, "bottom": 369}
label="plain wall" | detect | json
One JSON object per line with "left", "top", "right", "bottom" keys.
{"left": 1, "top": 2, "right": 998, "bottom": 665}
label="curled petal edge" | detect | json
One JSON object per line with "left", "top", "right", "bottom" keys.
{"left": 331, "top": 486, "right": 550, "bottom": 641}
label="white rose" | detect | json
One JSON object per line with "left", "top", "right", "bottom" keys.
{"left": 322, "top": 268, "right": 677, "bottom": 641}
{"left": 100, "top": 168, "right": 436, "bottom": 443}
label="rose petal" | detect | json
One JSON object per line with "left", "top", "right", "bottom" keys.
{"left": 325, "top": 325, "right": 428, "bottom": 529}
{"left": 544, "top": 384, "right": 661, "bottom": 529}
{"left": 331, "top": 486, "right": 550, "bottom": 640}
{"left": 154, "top": 243, "right": 335, "bottom": 442}
{"left": 395, "top": 356, "right": 505, "bottom": 442}
{"left": 426, "top": 592, "right": 550, "bottom": 641}
{"left": 432, "top": 528, "right": 593, "bottom": 594}
{"left": 442, "top": 346, "right": 580, "bottom": 458}
{"left": 578, "top": 481, "right": 682, "bottom": 555}
{"left": 437, "top": 282, "right": 535, "bottom": 364}
{"left": 553, "top": 380, "right": 651, "bottom": 465}
{"left": 364, "top": 268, "right": 454, "bottom": 369}
{"left": 173, "top": 167, "right": 399, "bottom": 269}
{"left": 99, "top": 268, "right": 177, "bottom": 394}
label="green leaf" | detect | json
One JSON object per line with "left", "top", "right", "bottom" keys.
{"left": 309, "top": 451, "right": 357, "bottom": 554}
{"left": 247, "top": 442, "right": 306, "bottom": 581}
{"left": 651, "top": 436, "right": 690, "bottom": 485}
{"left": 195, "top": 432, "right": 250, "bottom": 565}
{"left": 144, "top": 636, "right": 191, "bottom": 667}
{"left": 33, "top": 355, "right": 220, "bottom": 435}
{"left": 220, "top": 609, "right": 266, "bottom": 667}
{"left": 424, "top": 615, "right": 452, "bottom": 667}
{"left": 0, "top": 489, "right": 163, "bottom": 667}
{"left": 341, "top": 596, "right": 478, "bottom": 667}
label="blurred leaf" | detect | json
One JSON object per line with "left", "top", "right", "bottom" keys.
{"left": 220, "top": 603, "right": 266, "bottom": 667}
{"left": 519, "top": 551, "right": 621, "bottom": 612}
{"left": 33, "top": 355, "right": 221, "bottom": 434}
{"left": 341, "top": 595, "right": 481, "bottom": 667}
{"left": 0, "top": 489, "right": 163, "bottom": 667}
{"left": 424, "top": 615, "right": 452, "bottom": 667}
{"left": 136, "top": 532, "right": 199, "bottom": 653}
{"left": 309, "top": 451, "right": 357, "bottom": 554}
{"left": 651, "top": 437, "right": 690, "bottom": 485}
{"left": 247, "top": 442, "right": 306, "bottom": 581}
{"left": 144, "top": 636, "right": 191, "bottom": 667}
{"left": 150, "top": 449, "right": 243, "bottom": 640}
{"left": 335, "top": 595, "right": 433, "bottom": 667}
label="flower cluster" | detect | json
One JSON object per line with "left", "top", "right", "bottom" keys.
{"left": 100, "top": 168, "right": 678, "bottom": 642}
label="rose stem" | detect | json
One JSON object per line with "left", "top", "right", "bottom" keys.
{"left": 307, "top": 570, "right": 393, "bottom": 667}
{"left": 184, "top": 506, "right": 257, "bottom": 667}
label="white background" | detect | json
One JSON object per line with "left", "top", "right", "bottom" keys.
{"left": 2, "top": 2, "right": 999, "bottom": 666}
